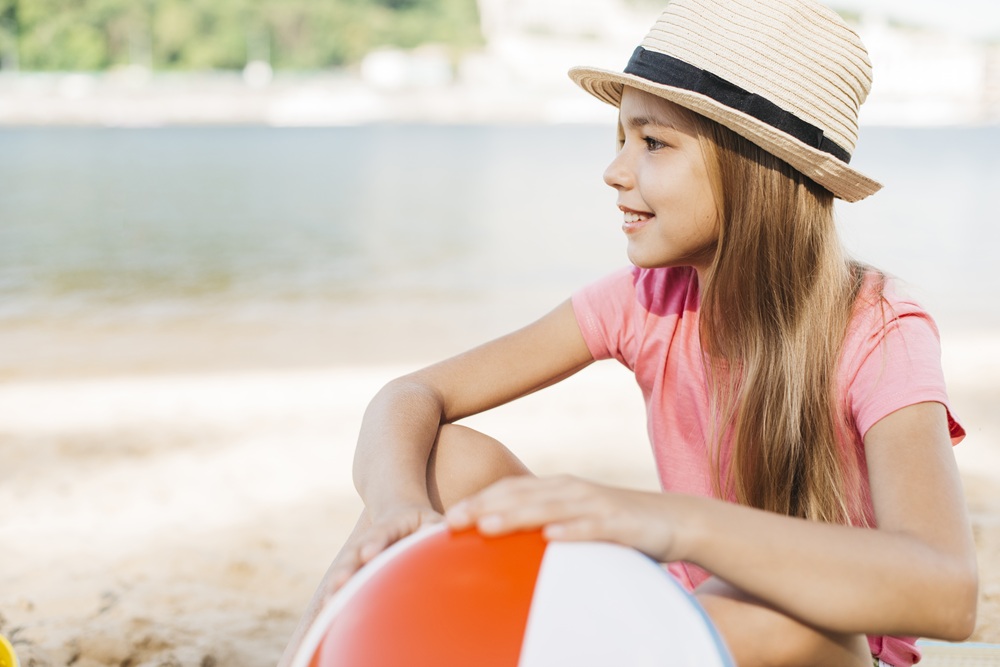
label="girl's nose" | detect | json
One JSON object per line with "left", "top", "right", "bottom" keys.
{"left": 603, "top": 145, "right": 632, "bottom": 190}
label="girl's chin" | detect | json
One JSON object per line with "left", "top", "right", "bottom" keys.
{"left": 626, "top": 247, "right": 670, "bottom": 269}
{"left": 626, "top": 241, "right": 717, "bottom": 273}
{"left": 626, "top": 237, "right": 668, "bottom": 266}
{"left": 626, "top": 252, "right": 704, "bottom": 274}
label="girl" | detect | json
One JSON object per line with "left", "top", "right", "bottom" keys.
{"left": 281, "top": 0, "right": 978, "bottom": 665}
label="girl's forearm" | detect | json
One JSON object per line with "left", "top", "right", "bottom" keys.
{"left": 352, "top": 302, "right": 594, "bottom": 517}
{"left": 352, "top": 377, "right": 446, "bottom": 516}
{"left": 676, "top": 493, "right": 978, "bottom": 640}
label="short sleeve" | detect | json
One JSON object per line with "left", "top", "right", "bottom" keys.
{"left": 571, "top": 267, "right": 642, "bottom": 369}
{"left": 844, "top": 300, "right": 965, "bottom": 445}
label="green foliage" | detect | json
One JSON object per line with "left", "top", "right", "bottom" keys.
{"left": 0, "top": 0, "right": 20, "bottom": 64}
{"left": 6, "top": 0, "right": 482, "bottom": 71}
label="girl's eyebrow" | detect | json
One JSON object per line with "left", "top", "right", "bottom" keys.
{"left": 623, "top": 114, "right": 678, "bottom": 131}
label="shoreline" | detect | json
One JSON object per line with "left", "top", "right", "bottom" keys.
{"left": 2, "top": 70, "right": 997, "bottom": 128}
{"left": 0, "top": 70, "right": 618, "bottom": 127}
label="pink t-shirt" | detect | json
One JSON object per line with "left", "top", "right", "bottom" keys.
{"left": 572, "top": 266, "right": 965, "bottom": 667}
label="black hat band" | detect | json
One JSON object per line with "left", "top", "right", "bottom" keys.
{"left": 624, "top": 46, "right": 852, "bottom": 164}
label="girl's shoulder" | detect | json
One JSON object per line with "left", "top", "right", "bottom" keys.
{"left": 842, "top": 271, "right": 965, "bottom": 444}
{"left": 849, "top": 271, "right": 940, "bottom": 341}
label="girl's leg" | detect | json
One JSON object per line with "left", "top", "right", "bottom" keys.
{"left": 696, "top": 577, "right": 872, "bottom": 667}
{"left": 426, "top": 423, "right": 532, "bottom": 511}
{"left": 277, "top": 424, "right": 530, "bottom": 667}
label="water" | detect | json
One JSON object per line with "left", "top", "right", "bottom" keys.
{"left": 837, "top": 125, "right": 1000, "bottom": 328}
{"left": 0, "top": 126, "right": 623, "bottom": 320}
{"left": 1, "top": 124, "right": 998, "bottom": 330}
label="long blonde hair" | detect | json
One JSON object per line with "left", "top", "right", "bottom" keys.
{"left": 690, "top": 112, "right": 876, "bottom": 525}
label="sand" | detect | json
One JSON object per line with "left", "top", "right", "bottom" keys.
{"left": 1, "top": 321, "right": 998, "bottom": 666}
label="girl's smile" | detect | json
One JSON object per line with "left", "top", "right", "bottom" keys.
{"left": 620, "top": 205, "right": 655, "bottom": 234}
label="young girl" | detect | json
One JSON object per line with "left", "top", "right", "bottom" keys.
{"left": 281, "top": 0, "right": 978, "bottom": 665}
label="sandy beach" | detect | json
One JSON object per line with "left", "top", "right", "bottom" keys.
{"left": 0, "top": 313, "right": 998, "bottom": 666}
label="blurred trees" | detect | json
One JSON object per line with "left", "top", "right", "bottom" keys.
{"left": 0, "top": 0, "right": 482, "bottom": 71}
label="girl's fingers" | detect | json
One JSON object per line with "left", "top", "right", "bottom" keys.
{"left": 358, "top": 535, "right": 388, "bottom": 563}
{"left": 447, "top": 475, "right": 605, "bottom": 535}
{"left": 326, "top": 506, "right": 444, "bottom": 598}
{"left": 445, "top": 476, "right": 679, "bottom": 561}
{"left": 324, "top": 553, "right": 363, "bottom": 599}
{"left": 444, "top": 476, "right": 541, "bottom": 530}
{"left": 327, "top": 562, "right": 356, "bottom": 593}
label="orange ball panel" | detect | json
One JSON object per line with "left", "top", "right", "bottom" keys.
{"left": 315, "top": 529, "right": 548, "bottom": 667}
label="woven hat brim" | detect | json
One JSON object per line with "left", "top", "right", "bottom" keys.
{"left": 569, "top": 66, "right": 882, "bottom": 203}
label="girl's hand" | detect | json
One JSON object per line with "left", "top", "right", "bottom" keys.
{"left": 445, "top": 475, "right": 690, "bottom": 563}
{"left": 324, "top": 503, "right": 443, "bottom": 598}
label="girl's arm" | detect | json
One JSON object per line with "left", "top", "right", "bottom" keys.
{"left": 278, "top": 300, "right": 593, "bottom": 667}
{"left": 681, "top": 401, "right": 976, "bottom": 639}
{"left": 447, "top": 400, "right": 977, "bottom": 641}
{"left": 342, "top": 299, "right": 595, "bottom": 578}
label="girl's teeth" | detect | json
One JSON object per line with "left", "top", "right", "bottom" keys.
{"left": 624, "top": 211, "right": 649, "bottom": 223}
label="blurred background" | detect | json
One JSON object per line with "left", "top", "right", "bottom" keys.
{"left": 0, "top": 1, "right": 999, "bottom": 666}
{"left": 0, "top": 0, "right": 998, "bottom": 373}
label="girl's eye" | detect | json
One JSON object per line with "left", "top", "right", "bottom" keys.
{"left": 643, "top": 136, "right": 667, "bottom": 151}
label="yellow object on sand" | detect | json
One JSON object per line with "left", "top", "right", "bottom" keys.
{"left": 0, "top": 635, "right": 18, "bottom": 667}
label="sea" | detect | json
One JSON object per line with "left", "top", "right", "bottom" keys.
{"left": 1, "top": 124, "right": 998, "bottom": 337}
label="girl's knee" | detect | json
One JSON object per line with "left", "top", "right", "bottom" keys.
{"left": 427, "top": 424, "right": 531, "bottom": 511}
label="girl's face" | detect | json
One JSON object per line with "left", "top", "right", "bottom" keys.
{"left": 604, "top": 87, "right": 720, "bottom": 275}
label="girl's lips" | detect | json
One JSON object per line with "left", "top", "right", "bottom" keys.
{"left": 620, "top": 207, "right": 654, "bottom": 234}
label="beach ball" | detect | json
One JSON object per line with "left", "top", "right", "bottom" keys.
{"left": 290, "top": 524, "right": 733, "bottom": 667}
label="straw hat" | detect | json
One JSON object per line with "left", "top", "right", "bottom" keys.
{"left": 568, "top": 0, "right": 882, "bottom": 202}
